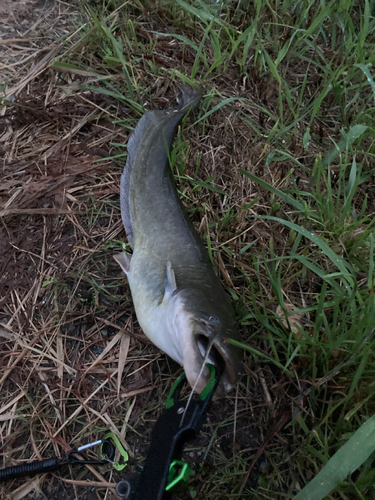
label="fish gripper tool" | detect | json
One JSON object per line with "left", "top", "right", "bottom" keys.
{"left": 133, "top": 363, "right": 219, "bottom": 500}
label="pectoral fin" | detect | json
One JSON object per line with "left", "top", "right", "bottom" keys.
{"left": 114, "top": 252, "right": 131, "bottom": 276}
{"left": 161, "top": 261, "right": 177, "bottom": 304}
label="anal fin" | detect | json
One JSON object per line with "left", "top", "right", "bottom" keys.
{"left": 114, "top": 252, "right": 131, "bottom": 276}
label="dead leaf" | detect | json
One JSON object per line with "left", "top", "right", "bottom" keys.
{"left": 56, "top": 332, "right": 64, "bottom": 379}
{"left": 276, "top": 303, "right": 309, "bottom": 339}
{"left": 117, "top": 332, "right": 130, "bottom": 395}
{"left": 11, "top": 475, "right": 43, "bottom": 500}
{"left": 0, "top": 413, "right": 18, "bottom": 421}
{"left": 0, "top": 0, "right": 31, "bottom": 17}
{"left": 0, "top": 327, "right": 13, "bottom": 340}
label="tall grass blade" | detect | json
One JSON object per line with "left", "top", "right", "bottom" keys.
{"left": 255, "top": 216, "right": 354, "bottom": 286}
{"left": 227, "top": 338, "right": 292, "bottom": 374}
{"left": 322, "top": 125, "right": 368, "bottom": 167}
{"left": 355, "top": 63, "right": 375, "bottom": 100}
{"left": 176, "top": 0, "right": 223, "bottom": 26}
{"left": 150, "top": 31, "right": 200, "bottom": 52}
{"left": 293, "top": 415, "right": 375, "bottom": 500}
{"left": 239, "top": 169, "right": 310, "bottom": 214}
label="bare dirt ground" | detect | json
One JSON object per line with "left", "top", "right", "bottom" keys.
{"left": 3, "top": 1, "right": 369, "bottom": 499}
{"left": 1, "top": 2, "right": 155, "bottom": 499}
{"left": 0, "top": 2, "right": 270, "bottom": 499}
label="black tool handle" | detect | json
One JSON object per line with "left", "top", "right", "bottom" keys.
{"left": 134, "top": 400, "right": 205, "bottom": 500}
{"left": 0, "top": 457, "right": 63, "bottom": 481}
{"left": 134, "top": 366, "right": 220, "bottom": 500}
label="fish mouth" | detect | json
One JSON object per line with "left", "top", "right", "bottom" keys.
{"left": 182, "top": 331, "right": 240, "bottom": 398}
{"left": 196, "top": 334, "right": 226, "bottom": 376}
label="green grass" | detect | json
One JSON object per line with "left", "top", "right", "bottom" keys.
{"left": 8, "top": 0, "right": 375, "bottom": 498}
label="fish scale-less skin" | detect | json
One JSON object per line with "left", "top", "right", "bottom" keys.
{"left": 117, "top": 85, "right": 242, "bottom": 396}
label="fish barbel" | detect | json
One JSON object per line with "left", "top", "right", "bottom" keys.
{"left": 115, "top": 85, "right": 242, "bottom": 396}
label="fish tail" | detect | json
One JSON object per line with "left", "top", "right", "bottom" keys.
{"left": 120, "top": 85, "right": 203, "bottom": 245}
{"left": 177, "top": 85, "right": 204, "bottom": 114}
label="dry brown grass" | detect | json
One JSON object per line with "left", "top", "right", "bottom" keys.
{"left": 0, "top": 3, "right": 277, "bottom": 496}
{"left": 0, "top": 79, "right": 263, "bottom": 496}
{"left": 0, "top": 3, "right": 168, "bottom": 499}
{"left": 1, "top": 1, "right": 374, "bottom": 499}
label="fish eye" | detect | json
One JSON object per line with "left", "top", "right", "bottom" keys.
{"left": 209, "top": 315, "right": 220, "bottom": 324}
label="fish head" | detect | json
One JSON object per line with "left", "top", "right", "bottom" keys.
{"left": 173, "top": 290, "right": 243, "bottom": 398}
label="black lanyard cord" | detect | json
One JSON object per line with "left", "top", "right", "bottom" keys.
{"left": 0, "top": 457, "right": 66, "bottom": 481}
